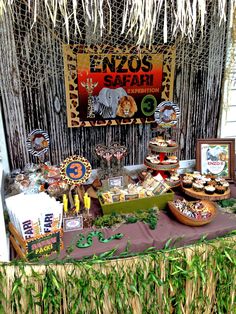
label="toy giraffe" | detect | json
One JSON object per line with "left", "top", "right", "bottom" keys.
{"left": 80, "top": 78, "right": 98, "bottom": 118}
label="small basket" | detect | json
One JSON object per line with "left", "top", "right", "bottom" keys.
{"left": 168, "top": 200, "right": 217, "bottom": 226}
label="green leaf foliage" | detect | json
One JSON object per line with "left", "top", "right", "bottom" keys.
{"left": 93, "top": 207, "right": 159, "bottom": 230}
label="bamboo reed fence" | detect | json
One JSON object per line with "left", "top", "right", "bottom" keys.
{"left": 0, "top": 1, "right": 232, "bottom": 170}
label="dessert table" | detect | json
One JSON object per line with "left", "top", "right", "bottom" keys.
{"left": 2, "top": 184, "right": 236, "bottom": 314}
{"left": 56, "top": 184, "right": 236, "bottom": 260}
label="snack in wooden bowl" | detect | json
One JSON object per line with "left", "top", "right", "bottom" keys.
{"left": 168, "top": 199, "right": 217, "bottom": 226}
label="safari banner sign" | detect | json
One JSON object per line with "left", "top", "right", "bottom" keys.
{"left": 63, "top": 45, "right": 175, "bottom": 127}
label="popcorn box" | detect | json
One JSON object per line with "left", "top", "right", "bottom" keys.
{"left": 99, "top": 190, "right": 174, "bottom": 215}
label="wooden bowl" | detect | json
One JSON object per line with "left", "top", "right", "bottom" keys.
{"left": 168, "top": 200, "right": 217, "bottom": 226}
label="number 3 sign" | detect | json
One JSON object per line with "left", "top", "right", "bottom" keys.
{"left": 60, "top": 156, "right": 92, "bottom": 185}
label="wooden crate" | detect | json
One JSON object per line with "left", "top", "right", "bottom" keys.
{"left": 9, "top": 222, "right": 63, "bottom": 260}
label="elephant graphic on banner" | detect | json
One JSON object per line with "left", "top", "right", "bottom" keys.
{"left": 93, "top": 87, "right": 127, "bottom": 118}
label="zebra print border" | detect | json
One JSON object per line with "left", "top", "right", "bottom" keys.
{"left": 26, "top": 129, "right": 49, "bottom": 157}
{"left": 154, "top": 101, "right": 180, "bottom": 128}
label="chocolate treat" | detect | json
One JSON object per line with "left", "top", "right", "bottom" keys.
{"left": 215, "top": 186, "right": 226, "bottom": 194}
{"left": 207, "top": 180, "right": 216, "bottom": 186}
{"left": 192, "top": 182, "right": 204, "bottom": 192}
{"left": 204, "top": 186, "right": 215, "bottom": 195}
{"left": 173, "top": 199, "right": 212, "bottom": 220}
{"left": 215, "top": 177, "right": 223, "bottom": 184}
{"left": 182, "top": 180, "right": 193, "bottom": 188}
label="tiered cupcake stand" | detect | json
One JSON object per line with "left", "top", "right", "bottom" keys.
{"left": 144, "top": 140, "right": 180, "bottom": 186}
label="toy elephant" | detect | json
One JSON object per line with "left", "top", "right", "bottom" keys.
{"left": 98, "top": 87, "right": 127, "bottom": 118}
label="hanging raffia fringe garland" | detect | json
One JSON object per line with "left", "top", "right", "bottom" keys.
{"left": 0, "top": 0, "right": 236, "bottom": 45}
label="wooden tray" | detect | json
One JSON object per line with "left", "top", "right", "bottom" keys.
{"left": 149, "top": 143, "right": 178, "bottom": 153}
{"left": 168, "top": 200, "right": 217, "bottom": 226}
{"left": 145, "top": 160, "right": 179, "bottom": 171}
{"left": 181, "top": 185, "right": 231, "bottom": 200}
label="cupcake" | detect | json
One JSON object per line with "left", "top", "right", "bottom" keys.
{"left": 146, "top": 155, "right": 153, "bottom": 161}
{"left": 222, "top": 182, "right": 230, "bottom": 190}
{"left": 195, "top": 179, "right": 206, "bottom": 186}
{"left": 166, "top": 139, "right": 177, "bottom": 147}
{"left": 192, "top": 171, "right": 201, "bottom": 179}
{"left": 215, "top": 177, "right": 223, "bottom": 184}
{"left": 170, "top": 175, "right": 180, "bottom": 182}
{"left": 215, "top": 186, "right": 226, "bottom": 194}
{"left": 192, "top": 182, "right": 204, "bottom": 192}
{"left": 192, "top": 174, "right": 202, "bottom": 180}
{"left": 204, "top": 177, "right": 211, "bottom": 184}
{"left": 206, "top": 174, "right": 216, "bottom": 180}
{"left": 183, "top": 180, "right": 193, "bottom": 188}
{"left": 207, "top": 180, "right": 216, "bottom": 186}
{"left": 169, "top": 155, "right": 178, "bottom": 161}
{"left": 146, "top": 155, "right": 160, "bottom": 164}
{"left": 183, "top": 175, "right": 193, "bottom": 181}
{"left": 204, "top": 186, "right": 215, "bottom": 195}
{"left": 152, "top": 137, "right": 167, "bottom": 146}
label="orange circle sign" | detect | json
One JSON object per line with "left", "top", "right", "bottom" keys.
{"left": 60, "top": 156, "right": 92, "bottom": 185}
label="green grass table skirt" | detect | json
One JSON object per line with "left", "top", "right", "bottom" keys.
{"left": 0, "top": 233, "right": 235, "bottom": 314}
